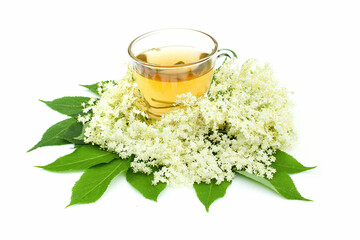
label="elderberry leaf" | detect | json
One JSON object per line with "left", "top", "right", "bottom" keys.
{"left": 237, "top": 170, "right": 311, "bottom": 201}
{"left": 27, "top": 118, "right": 76, "bottom": 152}
{"left": 80, "top": 83, "right": 100, "bottom": 95}
{"left": 40, "top": 96, "right": 90, "bottom": 117}
{"left": 67, "top": 157, "right": 131, "bottom": 207}
{"left": 193, "top": 179, "right": 232, "bottom": 212}
{"left": 60, "top": 120, "right": 85, "bottom": 145}
{"left": 80, "top": 80, "right": 115, "bottom": 95}
{"left": 126, "top": 168, "right": 166, "bottom": 202}
{"left": 272, "top": 150, "right": 316, "bottom": 174}
{"left": 37, "top": 145, "right": 119, "bottom": 172}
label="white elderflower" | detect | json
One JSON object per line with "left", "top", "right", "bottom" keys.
{"left": 82, "top": 59, "right": 296, "bottom": 186}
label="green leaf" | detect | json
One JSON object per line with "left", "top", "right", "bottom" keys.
{"left": 80, "top": 80, "right": 114, "bottom": 95}
{"left": 80, "top": 83, "right": 100, "bottom": 95}
{"left": 269, "top": 171, "right": 311, "bottom": 201}
{"left": 60, "top": 120, "right": 85, "bottom": 145}
{"left": 237, "top": 170, "right": 311, "bottom": 201}
{"left": 67, "top": 157, "right": 131, "bottom": 207}
{"left": 237, "top": 171, "right": 276, "bottom": 192}
{"left": 193, "top": 179, "right": 231, "bottom": 212}
{"left": 73, "top": 121, "right": 90, "bottom": 141}
{"left": 38, "top": 145, "right": 119, "bottom": 172}
{"left": 272, "top": 150, "right": 316, "bottom": 174}
{"left": 28, "top": 118, "right": 76, "bottom": 152}
{"left": 40, "top": 96, "right": 90, "bottom": 117}
{"left": 126, "top": 167, "right": 167, "bottom": 201}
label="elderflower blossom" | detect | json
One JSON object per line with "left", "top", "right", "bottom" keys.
{"left": 82, "top": 59, "right": 296, "bottom": 186}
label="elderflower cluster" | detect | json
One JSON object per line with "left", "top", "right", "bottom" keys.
{"left": 81, "top": 59, "right": 296, "bottom": 186}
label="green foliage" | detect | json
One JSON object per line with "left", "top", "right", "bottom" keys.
{"left": 61, "top": 120, "right": 85, "bottom": 145}
{"left": 268, "top": 171, "right": 311, "bottom": 201}
{"left": 272, "top": 150, "right": 316, "bottom": 174}
{"left": 67, "top": 158, "right": 131, "bottom": 207}
{"left": 237, "top": 170, "right": 311, "bottom": 201}
{"left": 194, "top": 180, "right": 232, "bottom": 212}
{"left": 233, "top": 149, "right": 315, "bottom": 202}
{"left": 29, "top": 76, "right": 315, "bottom": 210}
{"left": 80, "top": 80, "right": 115, "bottom": 96}
{"left": 80, "top": 83, "right": 101, "bottom": 95}
{"left": 40, "top": 96, "right": 90, "bottom": 117}
{"left": 37, "top": 145, "right": 119, "bottom": 172}
{"left": 73, "top": 121, "right": 90, "bottom": 142}
{"left": 126, "top": 167, "right": 167, "bottom": 201}
{"left": 28, "top": 118, "right": 77, "bottom": 152}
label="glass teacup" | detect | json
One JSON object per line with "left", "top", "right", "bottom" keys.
{"left": 128, "top": 28, "right": 230, "bottom": 119}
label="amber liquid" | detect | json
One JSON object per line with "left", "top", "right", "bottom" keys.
{"left": 133, "top": 46, "right": 214, "bottom": 118}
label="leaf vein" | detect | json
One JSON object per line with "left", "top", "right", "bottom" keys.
{"left": 40, "top": 127, "right": 70, "bottom": 145}
{"left": 54, "top": 152, "right": 115, "bottom": 168}
{"left": 74, "top": 161, "right": 125, "bottom": 202}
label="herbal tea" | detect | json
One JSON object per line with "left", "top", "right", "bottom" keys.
{"left": 133, "top": 46, "right": 214, "bottom": 118}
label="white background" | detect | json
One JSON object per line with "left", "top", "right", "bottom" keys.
{"left": 1, "top": 0, "right": 359, "bottom": 239}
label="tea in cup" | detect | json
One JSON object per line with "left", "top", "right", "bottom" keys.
{"left": 128, "top": 28, "right": 230, "bottom": 118}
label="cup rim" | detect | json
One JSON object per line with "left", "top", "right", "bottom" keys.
{"left": 128, "top": 28, "right": 218, "bottom": 68}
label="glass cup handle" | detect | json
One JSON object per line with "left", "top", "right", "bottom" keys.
{"left": 215, "top": 48, "right": 237, "bottom": 69}
{"left": 207, "top": 48, "right": 237, "bottom": 93}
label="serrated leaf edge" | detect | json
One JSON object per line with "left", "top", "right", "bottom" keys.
{"left": 273, "top": 150, "right": 317, "bottom": 174}
{"left": 27, "top": 118, "right": 75, "bottom": 152}
{"left": 237, "top": 170, "right": 312, "bottom": 201}
{"left": 66, "top": 159, "right": 129, "bottom": 207}
{"left": 126, "top": 168, "right": 167, "bottom": 202}
{"left": 193, "top": 180, "right": 231, "bottom": 212}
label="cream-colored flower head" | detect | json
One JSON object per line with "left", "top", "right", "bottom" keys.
{"left": 82, "top": 59, "right": 296, "bottom": 186}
